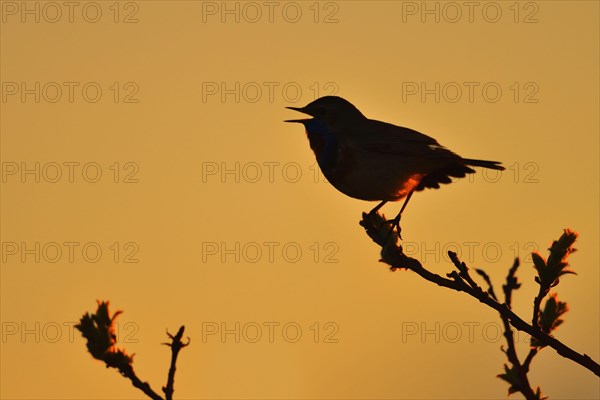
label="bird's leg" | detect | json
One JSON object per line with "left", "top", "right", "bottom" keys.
{"left": 369, "top": 200, "right": 387, "bottom": 215}
{"left": 386, "top": 190, "right": 414, "bottom": 240}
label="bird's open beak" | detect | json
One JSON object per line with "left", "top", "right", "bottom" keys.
{"left": 284, "top": 106, "right": 310, "bottom": 123}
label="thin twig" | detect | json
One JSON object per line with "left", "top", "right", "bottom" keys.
{"left": 121, "top": 367, "right": 164, "bottom": 400}
{"left": 476, "top": 263, "right": 537, "bottom": 399}
{"left": 503, "top": 259, "right": 520, "bottom": 306}
{"left": 475, "top": 269, "right": 498, "bottom": 301}
{"left": 523, "top": 348, "right": 540, "bottom": 373}
{"left": 501, "top": 258, "right": 537, "bottom": 399}
{"left": 532, "top": 286, "right": 549, "bottom": 330}
{"left": 499, "top": 315, "right": 536, "bottom": 399}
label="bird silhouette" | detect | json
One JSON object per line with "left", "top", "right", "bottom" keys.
{"left": 285, "top": 96, "right": 505, "bottom": 238}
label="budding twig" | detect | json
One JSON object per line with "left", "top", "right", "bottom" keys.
{"left": 76, "top": 301, "right": 190, "bottom": 400}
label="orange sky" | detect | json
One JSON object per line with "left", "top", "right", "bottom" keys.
{"left": 1, "top": 1, "right": 599, "bottom": 399}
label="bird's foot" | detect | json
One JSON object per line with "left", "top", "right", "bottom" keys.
{"left": 364, "top": 207, "right": 403, "bottom": 244}
{"left": 384, "top": 214, "right": 403, "bottom": 241}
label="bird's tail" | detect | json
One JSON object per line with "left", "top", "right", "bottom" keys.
{"left": 463, "top": 158, "right": 505, "bottom": 171}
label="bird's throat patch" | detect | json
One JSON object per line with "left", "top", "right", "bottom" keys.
{"left": 304, "top": 119, "right": 339, "bottom": 173}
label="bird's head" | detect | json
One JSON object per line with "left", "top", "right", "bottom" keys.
{"left": 285, "top": 96, "right": 365, "bottom": 132}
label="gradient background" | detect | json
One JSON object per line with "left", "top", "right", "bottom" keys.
{"left": 1, "top": 1, "right": 599, "bottom": 399}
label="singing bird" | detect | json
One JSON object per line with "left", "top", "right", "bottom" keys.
{"left": 285, "top": 96, "right": 505, "bottom": 236}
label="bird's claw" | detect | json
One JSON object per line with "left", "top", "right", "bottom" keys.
{"left": 384, "top": 216, "right": 403, "bottom": 242}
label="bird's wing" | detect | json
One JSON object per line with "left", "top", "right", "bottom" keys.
{"left": 360, "top": 120, "right": 459, "bottom": 160}
{"left": 353, "top": 120, "right": 503, "bottom": 190}
{"left": 366, "top": 120, "right": 438, "bottom": 143}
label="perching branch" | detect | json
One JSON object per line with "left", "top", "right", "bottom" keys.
{"left": 76, "top": 301, "right": 189, "bottom": 400}
{"left": 360, "top": 212, "right": 600, "bottom": 382}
